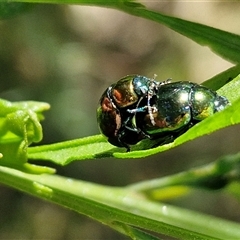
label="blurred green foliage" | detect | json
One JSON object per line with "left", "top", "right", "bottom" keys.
{"left": 0, "top": 3, "right": 33, "bottom": 19}
{"left": 1, "top": 2, "right": 240, "bottom": 239}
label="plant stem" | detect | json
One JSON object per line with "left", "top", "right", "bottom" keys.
{"left": 1, "top": 166, "right": 240, "bottom": 239}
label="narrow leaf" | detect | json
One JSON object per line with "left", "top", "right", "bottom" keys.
{"left": 202, "top": 64, "right": 240, "bottom": 90}
{"left": 119, "top": 7, "right": 240, "bottom": 63}
{"left": 29, "top": 74, "right": 240, "bottom": 163}
{"left": 28, "top": 135, "right": 121, "bottom": 165}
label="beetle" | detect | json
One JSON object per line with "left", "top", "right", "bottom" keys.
{"left": 97, "top": 75, "right": 229, "bottom": 151}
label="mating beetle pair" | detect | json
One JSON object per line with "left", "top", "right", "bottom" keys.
{"left": 97, "top": 75, "right": 229, "bottom": 151}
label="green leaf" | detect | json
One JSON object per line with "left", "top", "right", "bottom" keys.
{"left": 29, "top": 74, "right": 240, "bottom": 164}
{"left": 202, "top": 64, "right": 240, "bottom": 90}
{"left": 6, "top": 0, "right": 145, "bottom": 8}
{"left": 28, "top": 135, "right": 121, "bottom": 165}
{"left": 118, "top": 7, "right": 240, "bottom": 64}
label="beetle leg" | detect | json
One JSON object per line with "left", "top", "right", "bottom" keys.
{"left": 160, "top": 78, "right": 172, "bottom": 85}
{"left": 147, "top": 96, "right": 156, "bottom": 126}
{"left": 121, "top": 113, "right": 151, "bottom": 140}
{"left": 127, "top": 105, "right": 157, "bottom": 114}
{"left": 147, "top": 79, "right": 157, "bottom": 126}
{"left": 117, "top": 134, "right": 131, "bottom": 152}
{"left": 127, "top": 105, "right": 148, "bottom": 114}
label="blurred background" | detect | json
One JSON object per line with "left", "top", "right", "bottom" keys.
{"left": 0, "top": 2, "right": 240, "bottom": 239}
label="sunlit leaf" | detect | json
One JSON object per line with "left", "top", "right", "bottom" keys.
{"left": 28, "top": 74, "right": 240, "bottom": 163}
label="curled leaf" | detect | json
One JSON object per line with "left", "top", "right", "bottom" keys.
{"left": 0, "top": 99, "right": 54, "bottom": 174}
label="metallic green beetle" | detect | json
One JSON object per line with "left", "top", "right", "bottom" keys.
{"left": 97, "top": 75, "right": 229, "bottom": 151}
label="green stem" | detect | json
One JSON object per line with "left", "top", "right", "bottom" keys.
{"left": 109, "top": 222, "right": 161, "bottom": 240}
{"left": 1, "top": 165, "right": 240, "bottom": 239}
